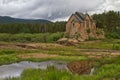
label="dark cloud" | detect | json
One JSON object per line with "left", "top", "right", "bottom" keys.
{"left": 0, "top": 0, "right": 120, "bottom": 21}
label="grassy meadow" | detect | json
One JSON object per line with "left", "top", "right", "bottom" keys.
{"left": 0, "top": 33, "right": 119, "bottom": 80}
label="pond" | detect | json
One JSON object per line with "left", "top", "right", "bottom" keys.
{"left": 0, "top": 60, "right": 94, "bottom": 79}
{"left": 0, "top": 61, "right": 68, "bottom": 79}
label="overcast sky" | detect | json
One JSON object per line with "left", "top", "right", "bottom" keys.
{"left": 0, "top": 0, "right": 120, "bottom": 21}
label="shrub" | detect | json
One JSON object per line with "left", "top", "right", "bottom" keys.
{"left": 88, "top": 37, "right": 97, "bottom": 41}
{"left": 96, "top": 29, "right": 102, "bottom": 35}
{"left": 87, "top": 28, "right": 91, "bottom": 33}
{"left": 48, "top": 32, "right": 64, "bottom": 42}
{"left": 75, "top": 32, "right": 81, "bottom": 39}
{"left": 106, "top": 32, "right": 120, "bottom": 39}
{"left": 112, "top": 44, "right": 120, "bottom": 50}
{"left": 64, "top": 33, "right": 70, "bottom": 38}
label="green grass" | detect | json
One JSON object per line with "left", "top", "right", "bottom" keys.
{"left": 8, "top": 66, "right": 72, "bottom": 80}
{"left": 0, "top": 43, "right": 84, "bottom": 69}
{"left": 0, "top": 39, "right": 119, "bottom": 65}
{"left": 0, "top": 54, "right": 20, "bottom": 65}
{"left": 79, "top": 39, "right": 120, "bottom": 50}
{"left": 25, "top": 56, "right": 87, "bottom": 63}
{"left": 0, "top": 32, "right": 64, "bottom": 43}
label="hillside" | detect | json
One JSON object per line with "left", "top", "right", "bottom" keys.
{"left": 0, "top": 16, "right": 51, "bottom": 23}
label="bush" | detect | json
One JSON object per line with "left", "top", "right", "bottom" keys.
{"left": 106, "top": 32, "right": 120, "bottom": 39}
{"left": 64, "top": 33, "right": 70, "bottom": 38}
{"left": 48, "top": 32, "right": 64, "bottom": 42}
{"left": 88, "top": 37, "right": 97, "bottom": 41}
{"left": 96, "top": 29, "right": 102, "bottom": 35}
{"left": 87, "top": 28, "right": 91, "bottom": 33}
{"left": 112, "top": 44, "right": 120, "bottom": 50}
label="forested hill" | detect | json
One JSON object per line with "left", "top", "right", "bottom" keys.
{"left": 0, "top": 16, "right": 51, "bottom": 23}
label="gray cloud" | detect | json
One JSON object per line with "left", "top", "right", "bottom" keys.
{"left": 0, "top": 0, "right": 120, "bottom": 21}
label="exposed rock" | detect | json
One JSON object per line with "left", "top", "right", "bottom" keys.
{"left": 68, "top": 38, "right": 79, "bottom": 43}
{"left": 77, "top": 38, "right": 84, "bottom": 42}
{"left": 57, "top": 38, "right": 79, "bottom": 46}
{"left": 57, "top": 38, "right": 68, "bottom": 44}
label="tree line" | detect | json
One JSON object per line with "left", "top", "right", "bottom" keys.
{"left": 92, "top": 11, "right": 120, "bottom": 38}
{"left": 0, "top": 21, "right": 66, "bottom": 34}
{"left": 92, "top": 11, "right": 120, "bottom": 33}
{"left": 0, "top": 11, "right": 119, "bottom": 38}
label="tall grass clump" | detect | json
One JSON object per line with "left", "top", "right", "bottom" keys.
{"left": 9, "top": 66, "right": 72, "bottom": 80}
{"left": 0, "top": 55, "right": 20, "bottom": 65}
{"left": 112, "top": 44, "right": 120, "bottom": 50}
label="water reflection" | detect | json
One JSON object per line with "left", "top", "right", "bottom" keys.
{"left": 0, "top": 61, "right": 67, "bottom": 79}
{"left": 67, "top": 61, "right": 94, "bottom": 75}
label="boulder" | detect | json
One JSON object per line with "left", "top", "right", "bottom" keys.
{"left": 57, "top": 38, "right": 68, "bottom": 44}
{"left": 57, "top": 38, "right": 79, "bottom": 46}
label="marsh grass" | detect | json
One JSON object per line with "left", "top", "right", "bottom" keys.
{"left": 8, "top": 56, "right": 120, "bottom": 80}
{"left": 0, "top": 39, "right": 120, "bottom": 80}
{"left": 0, "top": 54, "right": 20, "bottom": 65}
{"left": 0, "top": 48, "right": 87, "bottom": 65}
{"left": 8, "top": 66, "right": 72, "bottom": 80}
{"left": 0, "top": 39, "right": 119, "bottom": 65}
{"left": 0, "top": 50, "right": 16, "bottom": 55}
{"left": 79, "top": 39, "right": 120, "bottom": 50}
